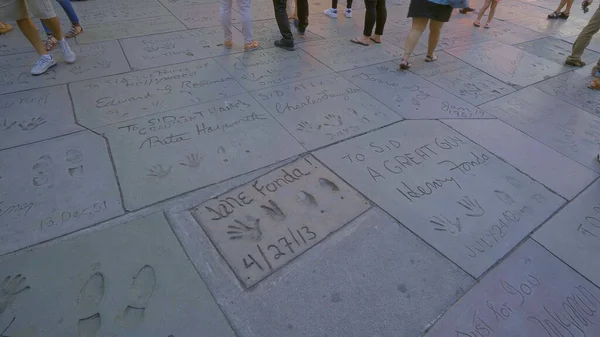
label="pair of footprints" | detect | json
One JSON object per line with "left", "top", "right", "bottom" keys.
{"left": 78, "top": 265, "right": 155, "bottom": 336}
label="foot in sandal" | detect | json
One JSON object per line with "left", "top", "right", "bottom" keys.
{"left": 65, "top": 24, "right": 83, "bottom": 38}
{"left": 484, "top": 22, "right": 490, "bottom": 28}
{"left": 350, "top": 36, "right": 370, "bottom": 46}
{"left": 224, "top": 40, "right": 233, "bottom": 49}
{"left": 244, "top": 41, "right": 260, "bottom": 51}
{"left": 588, "top": 78, "right": 600, "bottom": 90}
{"left": 398, "top": 59, "right": 411, "bottom": 70}
{"left": 473, "top": 21, "right": 481, "bottom": 27}
{"left": 425, "top": 54, "right": 438, "bottom": 62}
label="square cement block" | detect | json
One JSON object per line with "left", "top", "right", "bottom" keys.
{"left": 424, "top": 240, "right": 600, "bottom": 337}
{"left": 251, "top": 73, "right": 402, "bottom": 150}
{"left": 71, "top": 58, "right": 245, "bottom": 129}
{"left": 191, "top": 155, "right": 370, "bottom": 287}
{"left": 0, "top": 212, "right": 236, "bottom": 337}
{"left": 315, "top": 120, "right": 564, "bottom": 277}
{"left": 0, "top": 131, "right": 123, "bottom": 255}
{"left": 0, "top": 85, "right": 82, "bottom": 150}
{"left": 75, "top": 15, "right": 186, "bottom": 44}
{"left": 98, "top": 93, "right": 304, "bottom": 210}
{"left": 535, "top": 68, "right": 600, "bottom": 116}
{"left": 533, "top": 179, "right": 600, "bottom": 287}
{"left": 233, "top": 19, "right": 323, "bottom": 48}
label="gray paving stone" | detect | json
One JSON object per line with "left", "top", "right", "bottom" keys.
{"left": 508, "top": 15, "right": 588, "bottom": 38}
{"left": 158, "top": 0, "right": 219, "bottom": 7}
{"left": 0, "top": 86, "right": 83, "bottom": 150}
{"left": 233, "top": 19, "right": 323, "bottom": 48}
{"left": 75, "top": 15, "right": 186, "bottom": 44}
{"left": 435, "top": 28, "right": 492, "bottom": 51}
{"left": 304, "top": 12, "right": 364, "bottom": 38}
{"left": 533, "top": 179, "right": 600, "bottom": 287}
{"left": 209, "top": 208, "right": 475, "bottom": 337}
{"left": 168, "top": 2, "right": 232, "bottom": 29}
{"left": 384, "top": 27, "right": 429, "bottom": 55}
{"left": 0, "top": 40, "right": 130, "bottom": 95}
{"left": 340, "top": 62, "right": 491, "bottom": 119}
{"left": 535, "top": 68, "right": 600, "bottom": 116}
{"left": 410, "top": 52, "right": 515, "bottom": 105}
{"left": 251, "top": 73, "right": 402, "bottom": 150}
{"left": 478, "top": 22, "right": 546, "bottom": 45}
{"left": 385, "top": 6, "right": 411, "bottom": 28}
{"left": 0, "top": 212, "right": 236, "bottom": 337}
{"left": 493, "top": 2, "right": 550, "bottom": 20}
{"left": 480, "top": 86, "right": 600, "bottom": 173}
{"left": 516, "top": 36, "right": 600, "bottom": 67}
{"left": 564, "top": 34, "right": 600, "bottom": 53}
{"left": 445, "top": 119, "right": 597, "bottom": 199}
{"left": 299, "top": 37, "right": 404, "bottom": 71}
{"left": 71, "top": 59, "right": 245, "bottom": 129}
{"left": 0, "top": 26, "right": 44, "bottom": 56}
{"left": 120, "top": 27, "right": 244, "bottom": 71}
{"left": 0, "top": 131, "right": 123, "bottom": 255}
{"left": 72, "top": 0, "right": 171, "bottom": 25}
{"left": 445, "top": 40, "right": 564, "bottom": 88}
{"left": 98, "top": 93, "right": 303, "bottom": 210}
{"left": 315, "top": 120, "right": 564, "bottom": 277}
{"left": 191, "top": 155, "right": 370, "bottom": 287}
{"left": 215, "top": 48, "right": 333, "bottom": 91}
{"left": 424, "top": 240, "right": 600, "bottom": 337}
{"left": 247, "top": 0, "right": 277, "bottom": 21}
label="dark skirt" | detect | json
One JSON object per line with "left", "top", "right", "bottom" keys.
{"left": 407, "top": 0, "right": 453, "bottom": 22}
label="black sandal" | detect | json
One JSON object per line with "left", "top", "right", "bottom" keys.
{"left": 548, "top": 11, "right": 560, "bottom": 18}
{"left": 559, "top": 11, "right": 570, "bottom": 19}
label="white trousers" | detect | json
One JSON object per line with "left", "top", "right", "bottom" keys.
{"left": 220, "top": 0, "right": 252, "bottom": 44}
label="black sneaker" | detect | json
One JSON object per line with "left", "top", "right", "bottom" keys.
{"left": 274, "top": 39, "right": 295, "bottom": 51}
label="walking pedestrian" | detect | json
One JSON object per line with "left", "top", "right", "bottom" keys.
{"left": 0, "top": 20, "right": 13, "bottom": 34}
{"left": 323, "top": 0, "right": 353, "bottom": 18}
{"left": 273, "top": 0, "right": 308, "bottom": 50}
{"left": 399, "top": 0, "right": 452, "bottom": 68}
{"left": 220, "top": 0, "right": 260, "bottom": 51}
{"left": 42, "top": 0, "right": 84, "bottom": 51}
{"left": 459, "top": 2, "right": 474, "bottom": 13}
{"left": 350, "top": 0, "right": 386, "bottom": 45}
{"left": 0, "top": 0, "right": 76, "bottom": 75}
{"left": 565, "top": 0, "right": 599, "bottom": 67}
{"left": 473, "top": 0, "right": 501, "bottom": 28}
{"left": 548, "top": 0, "right": 574, "bottom": 18}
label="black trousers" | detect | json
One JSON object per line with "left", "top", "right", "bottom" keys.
{"left": 273, "top": 0, "right": 309, "bottom": 42}
{"left": 332, "top": 0, "right": 353, "bottom": 7}
{"left": 364, "top": 0, "right": 387, "bottom": 36}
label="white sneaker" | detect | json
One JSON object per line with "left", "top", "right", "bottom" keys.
{"left": 324, "top": 8, "right": 338, "bottom": 18}
{"left": 345, "top": 8, "right": 352, "bottom": 17}
{"left": 58, "top": 39, "right": 76, "bottom": 64}
{"left": 31, "top": 55, "right": 57, "bottom": 75}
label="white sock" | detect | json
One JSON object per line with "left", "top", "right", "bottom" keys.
{"left": 41, "top": 54, "right": 52, "bottom": 60}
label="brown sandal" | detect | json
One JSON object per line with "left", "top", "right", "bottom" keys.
{"left": 65, "top": 24, "right": 83, "bottom": 38}
{"left": 244, "top": 41, "right": 260, "bottom": 51}
{"left": 588, "top": 78, "right": 600, "bottom": 90}
{"left": 565, "top": 58, "right": 586, "bottom": 67}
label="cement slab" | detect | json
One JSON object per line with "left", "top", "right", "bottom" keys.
{"left": 247, "top": 0, "right": 277, "bottom": 21}
{"left": 0, "top": 212, "right": 236, "bottom": 337}
{"left": 425, "top": 240, "right": 600, "bottom": 337}
{"left": 0, "top": 85, "right": 83, "bottom": 150}
{"left": 315, "top": 120, "right": 564, "bottom": 277}
{"left": 75, "top": 15, "right": 186, "bottom": 44}
{"left": 445, "top": 41, "right": 565, "bottom": 88}
{"left": 410, "top": 52, "right": 516, "bottom": 105}
{"left": 341, "top": 62, "right": 490, "bottom": 119}
{"left": 211, "top": 208, "right": 475, "bottom": 337}
{"left": 120, "top": 27, "right": 244, "bottom": 70}
{"left": 71, "top": 58, "right": 245, "bottom": 129}
{"left": 0, "top": 27, "right": 45, "bottom": 56}
{"left": 191, "top": 155, "right": 370, "bottom": 287}
{"left": 516, "top": 37, "right": 600, "bottom": 68}
{"left": 0, "top": 131, "right": 123, "bottom": 255}
{"left": 251, "top": 73, "right": 402, "bottom": 150}
{"left": 535, "top": 69, "right": 600, "bottom": 116}
{"left": 0, "top": 40, "right": 130, "bottom": 95}
{"left": 233, "top": 19, "right": 323, "bottom": 48}
{"left": 304, "top": 13, "right": 364, "bottom": 38}
{"left": 168, "top": 2, "right": 234, "bottom": 29}
{"left": 299, "top": 37, "right": 404, "bottom": 72}
{"left": 215, "top": 48, "right": 333, "bottom": 91}
{"left": 564, "top": 34, "right": 600, "bottom": 53}
{"left": 72, "top": 0, "right": 171, "bottom": 25}
{"left": 534, "top": 179, "right": 600, "bottom": 287}
{"left": 508, "top": 15, "right": 588, "bottom": 38}
{"left": 445, "top": 119, "right": 597, "bottom": 200}
{"left": 383, "top": 27, "right": 429, "bottom": 55}
{"left": 98, "top": 93, "right": 304, "bottom": 210}
{"left": 480, "top": 86, "right": 600, "bottom": 173}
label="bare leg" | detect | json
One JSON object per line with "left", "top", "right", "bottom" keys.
{"left": 16, "top": 18, "right": 48, "bottom": 55}
{"left": 402, "top": 17, "right": 428, "bottom": 60}
{"left": 427, "top": 19, "right": 444, "bottom": 57}
{"left": 554, "top": 0, "right": 567, "bottom": 12}
{"left": 564, "top": 0, "right": 574, "bottom": 13}
{"left": 475, "top": 0, "right": 492, "bottom": 23}
{"left": 40, "top": 17, "right": 64, "bottom": 41}
{"left": 486, "top": 1, "right": 498, "bottom": 23}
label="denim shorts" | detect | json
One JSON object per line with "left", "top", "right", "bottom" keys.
{"left": 0, "top": 0, "right": 57, "bottom": 20}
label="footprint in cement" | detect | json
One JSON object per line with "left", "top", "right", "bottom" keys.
{"left": 123, "top": 265, "right": 156, "bottom": 329}
{"left": 319, "top": 178, "right": 339, "bottom": 192}
{"left": 77, "top": 272, "right": 104, "bottom": 337}
{"left": 296, "top": 191, "right": 318, "bottom": 207}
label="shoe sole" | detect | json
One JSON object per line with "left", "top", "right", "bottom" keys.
{"left": 32, "top": 62, "right": 57, "bottom": 76}
{"left": 276, "top": 45, "right": 295, "bottom": 51}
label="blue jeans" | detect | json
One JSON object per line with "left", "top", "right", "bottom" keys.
{"left": 41, "top": 0, "right": 80, "bottom": 35}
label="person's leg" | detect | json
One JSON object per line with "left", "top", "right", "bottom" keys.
{"left": 55, "top": 0, "right": 83, "bottom": 37}
{"left": 402, "top": 17, "right": 428, "bottom": 61}
{"left": 363, "top": 0, "right": 376, "bottom": 36}
{"left": 474, "top": 0, "right": 491, "bottom": 24}
{"left": 548, "top": 0, "right": 566, "bottom": 17}
{"left": 567, "top": 5, "right": 600, "bottom": 64}
{"left": 324, "top": 0, "right": 338, "bottom": 17}
{"left": 296, "top": 0, "right": 309, "bottom": 32}
{"left": 221, "top": 0, "right": 233, "bottom": 45}
{"left": 17, "top": 18, "right": 48, "bottom": 55}
{"left": 237, "top": 0, "right": 259, "bottom": 49}
{"left": 427, "top": 19, "right": 444, "bottom": 59}
{"left": 486, "top": 0, "right": 498, "bottom": 24}
{"left": 371, "top": 0, "right": 386, "bottom": 41}
{"left": 273, "top": 0, "right": 294, "bottom": 48}
{"left": 347, "top": 0, "right": 353, "bottom": 7}
{"left": 563, "top": 0, "right": 574, "bottom": 14}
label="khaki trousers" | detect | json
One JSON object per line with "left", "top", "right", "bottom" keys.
{"left": 568, "top": 4, "right": 600, "bottom": 62}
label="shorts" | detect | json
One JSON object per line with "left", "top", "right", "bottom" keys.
{"left": 0, "top": 0, "right": 56, "bottom": 20}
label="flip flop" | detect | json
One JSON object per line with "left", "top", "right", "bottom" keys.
{"left": 370, "top": 37, "right": 381, "bottom": 44}
{"left": 398, "top": 59, "right": 411, "bottom": 69}
{"left": 350, "top": 37, "right": 369, "bottom": 46}
{"left": 425, "top": 55, "right": 438, "bottom": 62}
{"left": 473, "top": 21, "right": 481, "bottom": 27}
{"left": 484, "top": 23, "right": 490, "bottom": 28}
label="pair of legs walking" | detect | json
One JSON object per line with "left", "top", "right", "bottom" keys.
{"left": 42, "top": 0, "right": 83, "bottom": 51}
{"left": 565, "top": 4, "right": 600, "bottom": 89}
{"left": 548, "top": 0, "right": 574, "bottom": 18}
{"left": 273, "top": 0, "right": 309, "bottom": 49}
{"left": 323, "top": 0, "right": 353, "bottom": 18}
{"left": 400, "top": 17, "right": 443, "bottom": 68}
{"left": 220, "top": 0, "right": 259, "bottom": 50}
{"left": 351, "top": 0, "right": 386, "bottom": 45}
{"left": 474, "top": 0, "right": 498, "bottom": 27}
